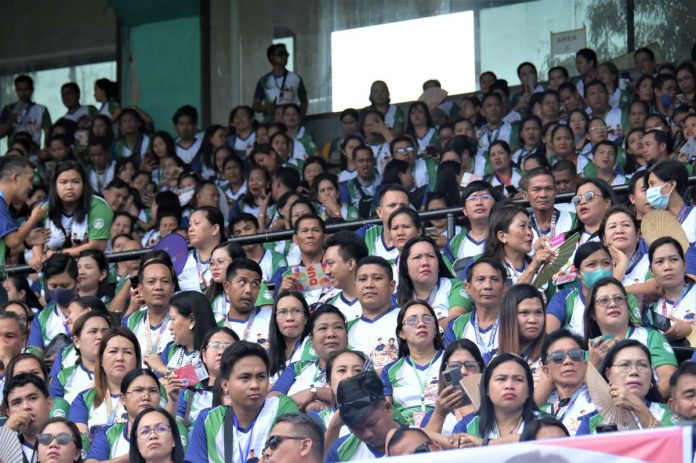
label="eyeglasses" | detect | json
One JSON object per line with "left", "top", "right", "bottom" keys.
{"left": 571, "top": 191, "right": 598, "bottom": 206}
{"left": 394, "top": 147, "right": 415, "bottom": 155}
{"left": 413, "top": 441, "right": 432, "bottom": 454}
{"left": 611, "top": 361, "right": 651, "bottom": 373}
{"left": 446, "top": 361, "right": 480, "bottom": 372}
{"left": 548, "top": 348, "right": 585, "bottom": 364}
{"left": 263, "top": 435, "right": 306, "bottom": 451}
{"left": 126, "top": 387, "right": 160, "bottom": 398}
{"left": 589, "top": 126, "right": 608, "bottom": 132}
{"left": 37, "top": 433, "right": 74, "bottom": 446}
{"left": 276, "top": 308, "right": 304, "bottom": 318}
{"left": 594, "top": 294, "right": 626, "bottom": 308}
{"left": 136, "top": 423, "right": 171, "bottom": 440}
{"left": 207, "top": 341, "right": 233, "bottom": 351}
{"left": 403, "top": 315, "right": 436, "bottom": 326}
{"left": 465, "top": 194, "right": 493, "bottom": 203}
{"left": 210, "top": 258, "right": 231, "bottom": 268}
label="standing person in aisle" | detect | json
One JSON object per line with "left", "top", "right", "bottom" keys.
{"left": 0, "top": 75, "right": 52, "bottom": 146}
{"left": 173, "top": 105, "right": 204, "bottom": 165}
{"left": 253, "top": 44, "right": 308, "bottom": 122}
{"left": 0, "top": 155, "right": 47, "bottom": 296}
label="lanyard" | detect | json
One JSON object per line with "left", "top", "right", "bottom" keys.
{"left": 408, "top": 354, "right": 437, "bottom": 412}
{"left": 172, "top": 346, "right": 199, "bottom": 369}
{"left": 233, "top": 413, "right": 258, "bottom": 463}
{"left": 486, "top": 124, "right": 502, "bottom": 146}
{"left": 226, "top": 309, "right": 257, "bottom": 341}
{"left": 144, "top": 311, "right": 170, "bottom": 354}
{"left": 625, "top": 249, "right": 643, "bottom": 276}
{"left": 531, "top": 210, "right": 557, "bottom": 239}
{"left": 472, "top": 311, "right": 499, "bottom": 357}
{"left": 677, "top": 205, "right": 692, "bottom": 223}
{"left": 553, "top": 388, "right": 582, "bottom": 422}
{"left": 504, "top": 258, "right": 527, "bottom": 283}
{"left": 661, "top": 283, "right": 693, "bottom": 317}
{"left": 493, "top": 416, "right": 523, "bottom": 438}
{"left": 194, "top": 249, "right": 211, "bottom": 292}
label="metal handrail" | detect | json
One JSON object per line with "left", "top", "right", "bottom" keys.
{"left": 1, "top": 179, "right": 644, "bottom": 276}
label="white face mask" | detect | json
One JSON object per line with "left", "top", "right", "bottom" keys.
{"left": 177, "top": 186, "right": 195, "bottom": 206}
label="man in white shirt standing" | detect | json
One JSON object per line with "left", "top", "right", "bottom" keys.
{"left": 0, "top": 75, "right": 52, "bottom": 147}
{"left": 253, "top": 44, "right": 308, "bottom": 122}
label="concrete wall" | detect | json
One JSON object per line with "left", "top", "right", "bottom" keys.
{"left": 0, "top": 0, "right": 116, "bottom": 73}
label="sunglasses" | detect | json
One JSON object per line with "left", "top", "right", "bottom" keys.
{"left": 339, "top": 396, "right": 382, "bottom": 414}
{"left": 264, "top": 435, "right": 305, "bottom": 451}
{"left": 571, "top": 191, "right": 598, "bottom": 206}
{"left": 414, "top": 441, "right": 432, "bottom": 454}
{"left": 37, "top": 433, "right": 74, "bottom": 446}
{"left": 547, "top": 348, "right": 585, "bottom": 364}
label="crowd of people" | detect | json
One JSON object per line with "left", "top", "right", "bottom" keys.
{"left": 1, "top": 41, "right": 696, "bottom": 463}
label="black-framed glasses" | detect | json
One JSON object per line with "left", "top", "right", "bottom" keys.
{"left": 136, "top": 423, "right": 171, "bottom": 440}
{"left": 446, "top": 361, "right": 480, "bottom": 372}
{"left": 571, "top": 191, "right": 597, "bottom": 206}
{"left": 548, "top": 348, "right": 585, "bottom": 364}
{"left": 37, "top": 433, "right": 74, "bottom": 446}
{"left": 414, "top": 441, "right": 432, "bottom": 454}
{"left": 264, "top": 435, "right": 306, "bottom": 451}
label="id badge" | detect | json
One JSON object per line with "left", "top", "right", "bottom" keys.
{"left": 413, "top": 411, "right": 426, "bottom": 427}
{"left": 282, "top": 87, "right": 295, "bottom": 102}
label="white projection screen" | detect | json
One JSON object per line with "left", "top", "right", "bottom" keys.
{"left": 331, "top": 11, "right": 476, "bottom": 112}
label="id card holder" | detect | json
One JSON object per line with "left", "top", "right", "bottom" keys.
{"left": 413, "top": 411, "right": 426, "bottom": 427}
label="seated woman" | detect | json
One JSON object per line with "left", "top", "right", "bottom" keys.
{"left": 230, "top": 165, "right": 274, "bottom": 228}
{"left": 424, "top": 193, "right": 462, "bottom": 253}
{"left": 483, "top": 141, "right": 523, "bottom": 196}
{"left": 70, "top": 327, "right": 141, "bottom": 440}
{"left": 512, "top": 115, "right": 543, "bottom": 164}
{"left": 381, "top": 300, "right": 444, "bottom": 426}
{"left": 484, "top": 203, "right": 555, "bottom": 287}
{"left": 76, "top": 250, "right": 114, "bottom": 307}
{"left": 146, "top": 291, "right": 218, "bottom": 376}
{"left": 35, "top": 418, "right": 84, "bottom": 463}
{"left": 173, "top": 327, "right": 238, "bottom": 436}
{"left": 645, "top": 160, "right": 696, "bottom": 245}
{"left": 207, "top": 242, "right": 244, "bottom": 322}
{"left": 423, "top": 339, "right": 484, "bottom": 435}
{"left": 646, "top": 237, "right": 696, "bottom": 344}
{"left": 576, "top": 339, "right": 674, "bottom": 435}
{"left": 567, "top": 109, "right": 591, "bottom": 158}
{"left": 271, "top": 304, "right": 348, "bottom": 411}
{"left": 387, "top": 207, "right": 424, "bottom": 285}
{"left": 311, "top": 349, "right": 367, "bottom": 436}
{"left": 623, "top": 128, "right": 646, "bottom": 176}
{"left": 178, "top": 207, "right": 225, "bottom": 293}
{"left": 311, "top": 173, "right": 359, "bottom": 222}
{"left": 1, "top": 276, "right": 42, "bottom": 314}
{"left": 404, "top": 102, "right": 439, "bottom": 154}
{"left": 86, "top": 368, "right": 168, "bottom": 463}
{"left": 449, "top": 353, "right": 540, "bottom": 446}
{"left": 268, "top": 291, "right": 314, "bottom": 382}
{"left": 129, "top": 408, "right": 185, "bottom": 463}
{"left": 583, "top": 277, "right": 677, "bottom": 398}
{"left": 572, "top": 178, "right": 616, "bottom": 245}
{"left": 50, "top": 311, "right": 112, "bottom": 403}
{"left": 396, "top": 236, "right": 468, "bottom": 326}
{"left": 498, "top": 284, "right": 552, "bottom": 403}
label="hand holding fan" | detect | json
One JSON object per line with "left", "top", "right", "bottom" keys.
{"left": 585, "top": 361, "right": 638, "bottom": 431}
{"left": 532, "top": 232, "right": 580, "bottom": 288}
{"left": 459, "top": 373, "right": 482, "bottom": 411}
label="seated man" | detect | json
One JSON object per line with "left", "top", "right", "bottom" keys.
{"left": 324, "top": 371, "right": 401, "bottom": 462}
{"left": 539, "top": 329, "right": 596, "bottom": 435}
{"left": 220, "top": 258, "right": 271, "bottom": 342}
{"left": 320, "top": 230, "right": 368, "bottom": 321}
{"left": 186, "top": 341, "right": 298, "bottom": 463}
{"left": 668, "top": 361, "right": 696, "bottom": 423}
{"left": 4, "top": 373, "right": 52, "bottom": 462}
{"left": 262, "top": 413, "right": 324, "bottom": 463}
{"left": 231, "top": 213, "right": 287, "bottom": 283}
{"left": 385, "top": 427, "right": 444, "bottom": 457}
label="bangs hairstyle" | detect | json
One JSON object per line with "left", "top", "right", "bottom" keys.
{"left": 325, "top": 349, "right": 369, "bottom": 385}
{"left": 395, "top": 299, "right": 444, "bottom": 358}
{"left": 220, "top": 340, "right": 269, "bottom": 380}
{"left": 387, "top": 207, "right": 423, "bottom": 234}
{"left": 498, "top": 284, "right": 546, "bottom": 361}
{"left": 268, "top": 291, "right": 310, "bottom": 378}
{"left": 599, "top": 204, "right": 639, "bottom": 242}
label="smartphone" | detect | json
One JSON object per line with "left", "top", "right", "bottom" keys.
{"left": 596, "top": 424, "right": 618, "bottom": 433}
{"left": 442, "top": 366, "right": 463, "bottom": 390}
{"left": 651, "top": 312, "right": 672, "bottom": 332}
{"left": 425, "top": 227, "right": 438, "bottom": 235}
{"left": 131, "top": 274, "right": 140, "bottom": 287}
{"left": 505, "top": 185, "right": 518, "bottom": 196}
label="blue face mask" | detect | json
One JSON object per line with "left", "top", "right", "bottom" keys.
{"left": 646, "top": 184, "right": 670, "bottom": 210}
{"left": 581, "top": 268, "right": 613, "bottom": 288}
{"left": 45, "top": 287, "right": 76, "bottom": 307}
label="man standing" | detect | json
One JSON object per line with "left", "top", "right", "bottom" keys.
{"left": 0, "top": 155, "right": 47, "bottom": 293}
{"left": 0, "top": 75, "right": 51, "bottom": 146}
{"left": 61, "top": 82, "right": 97, "bottom": 129}
{"left": 253, "top": 44, "right": 308, "bottom": 121}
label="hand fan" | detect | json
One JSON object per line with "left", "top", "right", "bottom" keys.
{"left": 585, "top": 362, "right": 638, "bottom": 431}
{"left": 0, "top": 427, "right": 23, "bottom": 463}
{"left": 155, "top": 233, "right": 189, "bottom": 274}
{"left": 459, "top": 373, "right": 482, "bottom": 411}
{"left": 641, "top": 210, "right": 689, "bottom": 254}
{"left": 532, "top": 232, "right": 580, "bottom": 288}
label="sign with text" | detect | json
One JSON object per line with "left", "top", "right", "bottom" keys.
{"left": 551, "top": 27, "right": 587, "bottom": 56}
